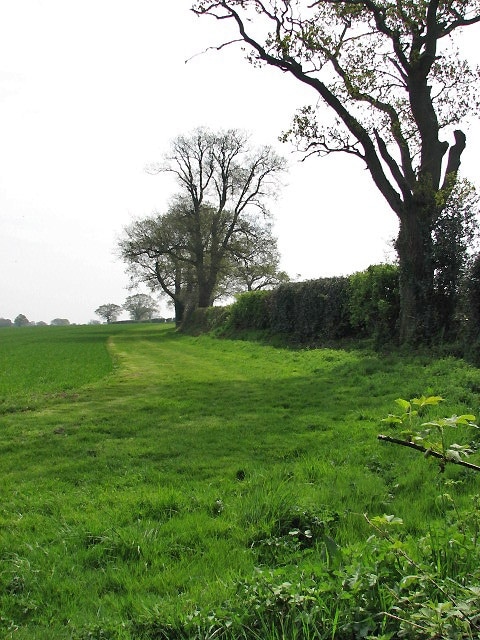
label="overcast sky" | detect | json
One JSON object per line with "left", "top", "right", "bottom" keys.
{"left": 1, "top": 1, "right": 479, "bottom": 324}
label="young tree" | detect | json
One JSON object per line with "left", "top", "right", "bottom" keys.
{"left": 123, "top": 293, "right": 159, "bottom": 321}
{"left": 95, "top": 303, "right": 122, "bottom": 324}
{"left": 192, "top": 1, "right": 480, "bottom": 343}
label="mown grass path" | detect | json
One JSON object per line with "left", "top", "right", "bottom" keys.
{"left": 1, "top": 324, "right": 479, "bottom": 638}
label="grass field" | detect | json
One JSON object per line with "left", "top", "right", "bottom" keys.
{"left": 1, "top": 323, "right": 480, "bottom": 638}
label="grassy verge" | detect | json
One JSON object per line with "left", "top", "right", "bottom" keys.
{"left": 1, "top": 323, "right": 479, "bottom": 638}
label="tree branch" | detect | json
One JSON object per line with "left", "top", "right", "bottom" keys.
{"left": 441, "top": 129, "right": 467, "bottom": 191}
{"left": 378, "top": 434, "right": 480, "bottom": 472}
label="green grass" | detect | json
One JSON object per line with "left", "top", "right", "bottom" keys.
{"left": 1, "top": 323, "right": 480, "bottom": 638}
{"left": 0, "top": 325, "right": 114, "bottom": 413}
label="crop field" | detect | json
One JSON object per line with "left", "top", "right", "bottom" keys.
{"left": 1, "top": 323, "right": 480, "bottom": 639}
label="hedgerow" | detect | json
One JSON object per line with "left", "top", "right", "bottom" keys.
{"left": 182, "top": 258, "right": 480, "bottom": 354}
{"left": 229, "top": 290, "right": 272, "bottom": 330}
{"left": 223, "top": 266, "right": 398, "bottom": 344}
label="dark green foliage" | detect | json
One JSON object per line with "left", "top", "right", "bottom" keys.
{"left": 205, "top": 306, "right": 232, "bottom": 331}
{"left": 180, "top": 306, "right": 232, "bottom": 335}
{"left": 461, "top": 253, "right": 480, "bottom": 364}
{"left": 431, "top": 179, "right": 480, "bottom": 339}
{"left": 348, "top": 264, "right": 400, "bottom": 343}
{"left": 224, "top": 269, "right": 399, "bottom": 344}
{"left": 269, "top": 278, "right": 352, "bottom": 341}
{"left": 465, "top": 253, "right": 480, "bottom": 327}
{"left": 229, "top": 290, "right": 273, "bottom": 330}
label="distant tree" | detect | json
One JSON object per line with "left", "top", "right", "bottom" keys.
{"left": 123, "top": 294, "right": 158, "bottom": 321}
{"left": 118, "top": 200, "right": 288, "bottom": 324}
{"left": 36, "top": 321, "right": 48, "bottom": 326}
{"left": 14, "top": 314, "right": 30, "bottom": 327}
{"left": 95, "top": 304, "right": 122, "bottom": 324}
{"left": 128, "top": 128, "right": 286, "bottom": 322}
{"left": 50, "top": 318, "right": 70, "bottom": 326}
{"left": 0, "top": 318, "right": 12, "bottom": 327}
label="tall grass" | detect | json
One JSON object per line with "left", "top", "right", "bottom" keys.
{"left": 0, "top": 323, "right": 479, "bottom": 638}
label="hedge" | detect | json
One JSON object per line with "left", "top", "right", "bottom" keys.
{"left": 223, "top": 266, "right": 401, "bottom": 344}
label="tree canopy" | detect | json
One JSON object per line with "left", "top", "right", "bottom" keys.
{"left": 192, "top": 0, "right": 480, "bottom": 343}
{"left": 14, "top": 314, "right": 30, "bottom": 327}
{"left": 119, "top": 128, "right": 287, "bottom": 324}
{"left": 123, "top": 294, "right": 159, "bottom": 321}
{"left": 95, "top": 303, "right": 122, "bottom": 324}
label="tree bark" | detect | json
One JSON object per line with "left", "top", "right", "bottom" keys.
{"left": 395, "top": 202, "right": 435, "bottom": 344}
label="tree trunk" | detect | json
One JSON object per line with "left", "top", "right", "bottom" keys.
{"left": 174, "top": 267, "right": 186, "bottom": 326}
{"left": 395, "top": 204, "right": 435, "bottom": 344}
{"left": 196, "top": 254, "right": 222, "bottom": 308}
{"left": 174, "top": 299, "right": 185, "bottom": 327}
{"left": 197, "top": 274, "right": 214, "bottom": 308}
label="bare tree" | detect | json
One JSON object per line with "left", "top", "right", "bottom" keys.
{"left": 192, "top": 1, "right": 480, "bottom": 343}
{"left": 227, "top": 220, "right": 290, "bottom": 291}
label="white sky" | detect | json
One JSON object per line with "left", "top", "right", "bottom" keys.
{"left": 0, "top": 1, "right": 479, "bottom": 324}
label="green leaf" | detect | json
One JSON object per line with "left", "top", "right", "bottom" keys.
{"left": 381, "top": 415, "right": 403, "bottom": 425}
{"left": 412, "top": 395, "right": 444, "bottom": 407}
{"left": 371, "top": 514, "right": 403, "bottom": 527}
{"left": 395, "top": 398, "right": 411, "bottom": 411}
{"left": 456, "top": 414, "right": 477, "bottom": 425}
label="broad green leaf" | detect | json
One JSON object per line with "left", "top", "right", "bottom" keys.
{"left": 412, "top": 395, "right": 444, "bottom": 407}
{"left": 449, "top": 443, "right": 472, "bottom": 451}
{"left": 371, "top": 514, "right": 403, "bottom": 526}
{"left": 456, "top": 414, "right": 477, "bottom": 425}
{"left": 395, "top": 398, "right": 411, "bottom": 411}
{"left": 381, "top": 415, "right": 403, "bottom": 424}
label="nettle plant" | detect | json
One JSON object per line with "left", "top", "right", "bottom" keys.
{"left": 379, "top": 395, "right": 480, "bottom": 472}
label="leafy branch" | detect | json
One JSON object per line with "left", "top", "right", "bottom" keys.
{"left": 378, "top": 395, "right": 479, "bottom": 472}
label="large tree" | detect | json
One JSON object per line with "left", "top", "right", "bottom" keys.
{"left": 120, "top": 128, "right": 286, "bottom": 323}
{"left": 118, "top": 199, "right": 287, "bottom": 324}
{"left": 193, "top": 0, "right": 480, "bottom": 343}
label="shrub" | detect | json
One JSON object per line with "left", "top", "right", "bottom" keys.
{"left": 229, "top": 290, "right": 273, "bottom": 330}
{"left": 180, "top": 306, "right": 231, "bottom": 335}
{"left": 348, "top": 263, "right": 400, "bottom": 343}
